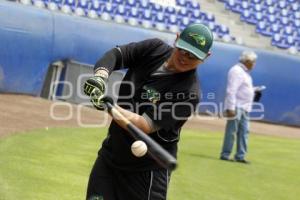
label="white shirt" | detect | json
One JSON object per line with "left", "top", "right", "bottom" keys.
{"left": 224, "top": 63, "right": 254, "bottom": 112}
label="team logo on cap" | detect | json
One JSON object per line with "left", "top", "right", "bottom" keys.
{"left": 189, "top": 33, "right": 206, "bottom": 47}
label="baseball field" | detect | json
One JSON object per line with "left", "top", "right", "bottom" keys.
{"left": 1, "top": 127, "right": 300, "bottom": 200}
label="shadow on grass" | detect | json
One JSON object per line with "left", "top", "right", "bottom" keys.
{"left": 181, "top": 151, "right": 220, "bottom": 161}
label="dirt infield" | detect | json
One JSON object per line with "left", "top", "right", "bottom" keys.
{"left": 1, "top": 94, "right": 299, "bottom": 138}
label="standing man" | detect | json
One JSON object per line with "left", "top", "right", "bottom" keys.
{"left": 84, "top": 23, "right": 213, "bottom": 200}
{"left": 220, "top": 50, "right": 258, "bottom": 164}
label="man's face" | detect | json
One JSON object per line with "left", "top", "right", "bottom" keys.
{"left": 245, "top": 60, "right": 256, "bottom": 70}
{"left": 169, "top": 48, "right": 204, "bottom": 73}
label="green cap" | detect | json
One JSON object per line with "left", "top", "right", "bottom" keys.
{"left": 175, "top": 23, "right": 213, "bottom": 60}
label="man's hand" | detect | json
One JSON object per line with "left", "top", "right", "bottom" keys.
{"left": 253, "top": 91, "right": 262, "bottom": 102}
{"left": 225, "top": 109, "right": 236, "bottom": 118}
{"left": 84, "top": 76, "right": 107, "bottom": 96}
{"left": 84, "top": 76, "right": 107, "bottom": 110}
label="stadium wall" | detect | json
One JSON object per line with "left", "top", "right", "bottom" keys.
{"left": 0, "top": 1, "right": 299, "bottom": 126}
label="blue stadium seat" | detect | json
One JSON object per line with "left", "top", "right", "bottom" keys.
{"left": 87, "top": 9, "right": 99, "bottom": 19}
{"left": 256, "top": 21, "right": 272, "bottom": 36}
{"left": 100, "top": 11, "right": 112, "bottom": 21}
{"left": 250, "top": 0, "right": 262, "bottom": 5}
{"left": 116, "top": 4, "right": 126, "bottom": 15}
{"left": 48, "top": 0, "right": 63, "bottom": 8}
{"left": 251, "top": 3, "right": 263, "bottom": 12}
{"left": 254, "top": 12, "right": 263, "bottom": 22}
{"left": 277, "top": 1, "right": 287, "bottom": 9}
{"left": 217, "top": 24, "right": 230, "bottom": 37}
{"left": 191, "top": 9, "right": 201, "bottom": 20}
{"left": 139, "top": 8, "right": 151, "bottom": 21}
{"left": 154, "top": 22, "right": 166, "bottom": 31}
{"left": 207, "top": 22, "right": 216, "bottom": 32}
{"left": 226, "top": 0, "right": 243, "bottom": 13}
{"left": 296, "top": 38, "right": 300, "bottom": 49}
{"left": 286, "top": 36, "right": 296, "bottom": 47}
{"left": 61, "top": 4, "right": 72, "bottom": 14}
{"left": 77, "top": 0, "right": 90, "bottom": 9}
{"left": 266, "top": 6, "right": 277, "bottom": 15}
{"left": 127, "top": 7, "right": 138, "bottom": 18}
{"left": 90, "top": 0, "right": 102, "bottom": 12}
{"left": 32, "top": 0, "right": 46, "bottom": 8}
{"left": 292, "top": 19, "right": 300, "bottom": 28}
{"left": 166, "top": 14, "right": 180, "bottom": 32}
{"left": 47, "top": 1, "right": 59, "bottom": 10}
{"left": 179, "top": 17, "right": 190, "bottom": 30}
{"left": 271, "top": 34, "right": 291, "bottom": 49}
{"left": 297, "top": 29, "right": 300, "bottom": 38}
{"left": 283, "top": 26, "right": 295, "bottom": 37}
{"left": 167, "top": 14, "right": 179, "bottom": 24}
{"left": 74, "top": 7, "right": 87, "bottom": 17}
{"left": 187, "top": 0, "right": 200, "bottom": 10}
{"left": 191, "top": 18, "right": 204, "bottom": 25}
{"left": 240, "top": 10, "right": 256, "bottom": 24}
{"left": 270, "top": 24, "right": 281, "bottom": 34}
{"left": 103, "top": 3, "right": 114, "bottom": 14}
{"left": 280, "top": 9, "right": 290, "bottom": 18}
{"left": 150, "top": 2, "right": 163, "bottom": 13}
{"left": 177, "top": 7, "right": 191, "bottom": 18}
{"left": 240, "top": 1, "right": 249, "bottom": 10}
{"left": 126, "top": 0, "right": 137, "bottom": 7}
{"left": 176, "top": 0, "right": 188, "bottom": 7}
{"left": 138, "top": 0, "right": 149, "bottom": 9}
{"left": 153, "top": 11, "right": 165, "bottom": 23}
{"left": 203, "top": 12, "right": 215, "bottom": 22}
{"left": 112, "top": 0, "right": 124, "bottom": 5}
{"left": 51, "top": 0, "right": 63, "bottom": 4}
{"left": 164, "top": 6, "right": 176, "bottom": 16}
{"left": 64, "top": 0, "right": 76, "bottom": 8}
{"left": 264, "top": 0, "right": 275, "bottom": 7}
{"left": 290, "top": 3, "right": 299, "bottom": 12}
{"left": 293, "top": 11, "right": 300, "bottom": 20}
{"left": 271, "top": 33, "right": 281, "bottom": 44}
{"left": 279, "top": 17, "right": 290, "bottom": 26}
{"left": 264, "top": 14, "right": 276, "bottom": 24}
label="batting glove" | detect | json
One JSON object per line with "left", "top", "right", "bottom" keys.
{"left": 90, "top": 94, "right": 114, "bottom": 111}
{"left": 84, "top": 76, "right": 107, "bottom": 96}
{"left": 84, "top": 76, "right": 107, "bottom": 110}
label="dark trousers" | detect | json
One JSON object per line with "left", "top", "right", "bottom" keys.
{"left": 86, "top": 156, "right": 170, "bottom": 200}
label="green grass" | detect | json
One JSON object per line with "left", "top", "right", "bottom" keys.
{"left": 1, "top": 128, "right": 300, "bottom": 200}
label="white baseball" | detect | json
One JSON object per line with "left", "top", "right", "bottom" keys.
{"left": 131, "top": 140, "right": 147, "bottom": 157}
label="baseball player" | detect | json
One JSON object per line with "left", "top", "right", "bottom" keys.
{"left": 84, "top": 23, "right": 213, "bottom": 200}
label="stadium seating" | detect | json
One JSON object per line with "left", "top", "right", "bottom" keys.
{"left": 220, "top": 0, "right": 300, "bottom": 51}
{"left": 14, "top": 0, "right": 235, "bottom": 42}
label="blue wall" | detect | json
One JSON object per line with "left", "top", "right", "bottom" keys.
{"left": 0, "top": 1, "right": 299, "bottom": 126}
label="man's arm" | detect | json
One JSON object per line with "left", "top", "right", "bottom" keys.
{"left": 224, "top": 67, "right": 243, "bottom": 116}
{"left": 94, "top": 47, "right": 123, "bottom": 75}
{"left": 110, "top": 105, "right": 155, "bottom": 134}
{"left": 84, "top": 48, "right": 124, "bottom": 109}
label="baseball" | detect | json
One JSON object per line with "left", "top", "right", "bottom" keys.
{"left": 131, "top": 140, "right": 147, "bottom": 157}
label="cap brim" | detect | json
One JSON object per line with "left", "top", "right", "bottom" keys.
{"left": 175, "top": 39, "right": 207, "bottom": 60}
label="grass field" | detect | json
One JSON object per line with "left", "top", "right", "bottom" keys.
{"left": 1, "top": 128, "right": 300, "bottom": 200}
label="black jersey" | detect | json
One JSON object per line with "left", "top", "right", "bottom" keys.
{"left": 99, "top": 38, "right": 200, "bottom": 171}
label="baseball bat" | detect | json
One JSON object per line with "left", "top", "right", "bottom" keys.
{"left": 105, "top": 101, "right": 177, "bottom": 171}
